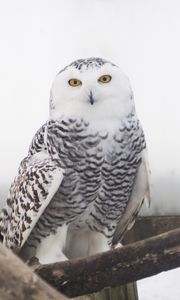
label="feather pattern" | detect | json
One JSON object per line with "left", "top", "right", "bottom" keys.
{"left": 0, "top": 57, "right": 151, "bottom": 261}
{"left": 0, "top": 151, "right": 63, "bottom": 250}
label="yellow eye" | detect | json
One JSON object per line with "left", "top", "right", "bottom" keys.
{"left": 68, "top": 79, "right": 82, "bottom": 87}
{"left": 98, "top": 75, "right": 112, "bottom": 84}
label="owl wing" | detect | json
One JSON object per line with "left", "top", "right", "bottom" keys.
{"left": 0, "top": 126, "right": 63, "bottom": 251}
{"left": 112, "top": 149, "right": 151, "bottom": 246}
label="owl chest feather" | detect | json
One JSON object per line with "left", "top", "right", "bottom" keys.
{"left": 42, "top": 116, "right": 144, "bottom": 235}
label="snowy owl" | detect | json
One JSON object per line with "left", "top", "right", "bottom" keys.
{"left": 0, "top": 58, "right": 151, "bottom": 264}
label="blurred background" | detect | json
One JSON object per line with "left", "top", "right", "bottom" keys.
{"left": 1, "top": 1, "right": 180, "bottom": 299}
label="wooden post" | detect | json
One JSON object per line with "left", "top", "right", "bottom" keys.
{"left": 87, "top": 228, "right": 139, "bottom": 300}
{"left": 88, "top": 283, "right": 138, "bottom": 300}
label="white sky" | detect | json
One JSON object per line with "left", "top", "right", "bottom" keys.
{"left": 0, "top": 0, "right": 180, "bottom": 214}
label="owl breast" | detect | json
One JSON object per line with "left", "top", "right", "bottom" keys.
{"left": 31, "top": 115, "right": 143, "bottom": 241}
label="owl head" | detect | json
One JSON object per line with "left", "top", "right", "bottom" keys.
{"left": 50, "top": 58, "right": 135, "bottom": 122}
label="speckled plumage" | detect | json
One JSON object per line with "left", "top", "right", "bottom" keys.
{"left": 0, "top": 58, "right": 151, "bottom": 263}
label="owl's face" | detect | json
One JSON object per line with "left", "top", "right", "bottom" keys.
{"left": 50, "top": 58, "right": 135, "bottom": 122}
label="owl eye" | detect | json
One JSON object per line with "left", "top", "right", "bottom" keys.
{"left": 68, "top": 79, "right": 82, "bottom": 87}
{"left": 98, "top": 75, "right": 112, "bottom": 84}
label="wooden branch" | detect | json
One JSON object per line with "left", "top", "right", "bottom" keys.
{"left": 36, "top": 227, "right": 180, "bottom": 297}
{"left": 0, "top": 243, "right": 69, "bottom": 300}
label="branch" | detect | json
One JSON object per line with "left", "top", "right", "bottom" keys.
{"left": 36, "top": 227, "right": 180, "bottom": 297}
{"left": 0, "top": 243, "right": 68, "bottom": 300}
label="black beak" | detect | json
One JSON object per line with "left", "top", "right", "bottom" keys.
{"left": 89, "top": 91, "right": 95, "bottom": 105}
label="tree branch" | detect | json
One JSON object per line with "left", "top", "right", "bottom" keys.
{"left": 36, "top": 227, "right": 180, "bottom": 297}
{"left": 0, "top": 243, "right": 68, "bottom": 300}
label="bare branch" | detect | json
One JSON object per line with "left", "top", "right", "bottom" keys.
{"left": 0, "top": 243, "right": 68, "bottom": 300}
{"left": 36, "top": 227, "right": 180, "bottom": 297}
